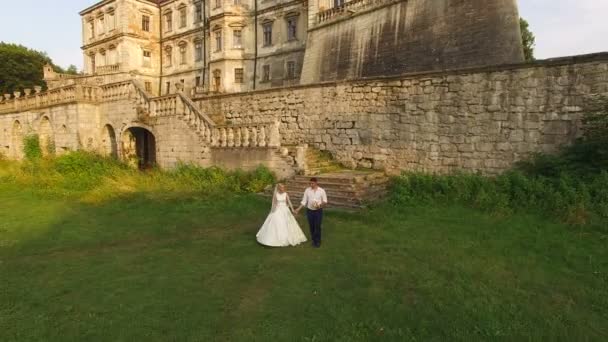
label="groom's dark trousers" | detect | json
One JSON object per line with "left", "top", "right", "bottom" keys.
{"left": 306, "top": 209, "right": 323, "bottom": 246}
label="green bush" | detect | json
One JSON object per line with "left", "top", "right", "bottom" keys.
{"left": 23, "top": 135, "right": 42, "bottom": 161}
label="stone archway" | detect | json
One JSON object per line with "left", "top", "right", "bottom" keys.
{"left": 11, "top": 120, "right": 24, "bottom": 159}
{"left": 38, "top": 116, "right": 54, "bottom": 156}
{"left": 101, "top": 124, "right": 118, "bottom": 158}
{"left": 122, "top": 126, "right": 156, "bottom": 169}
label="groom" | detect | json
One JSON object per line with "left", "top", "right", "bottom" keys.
{"left": 295, "top": 178, "right": 328, "bottom": 248}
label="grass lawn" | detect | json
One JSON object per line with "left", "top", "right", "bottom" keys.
{"left": 1, "top": 183, "right": 607, "bottom": 341}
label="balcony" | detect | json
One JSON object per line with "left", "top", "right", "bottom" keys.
{"left": 317, "top": 0, "right": 396, "bottom": 24}
{"left": 96, "top": 64, "right": 121, "bottom": 74}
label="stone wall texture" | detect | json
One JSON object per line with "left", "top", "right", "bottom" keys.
{"left": 2, "top": 54, "right": 608, "bottom": 176}
{"left": 196, "top": 54, "right": 608, "bottom": 174}
{"left": 302, "top": 0, "right": 524, "bottom": 84}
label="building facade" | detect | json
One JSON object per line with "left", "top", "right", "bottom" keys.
{"left": 77, "top": 0, "right": 309, "bottom": 96}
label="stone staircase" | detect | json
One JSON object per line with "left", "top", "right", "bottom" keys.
{"left": 284, "top": 171, "right": 390, "bottom": 209}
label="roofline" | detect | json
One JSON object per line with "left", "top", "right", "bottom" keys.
{"left": 79, "top": 0, "right": 163, "bottom": 16}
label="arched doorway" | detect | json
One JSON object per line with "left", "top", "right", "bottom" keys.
{"left": 122, "top": 127, "right": 156, "bottom": 169}
{"left": 101, "top": 124, "right": 118, "bottom": 158}
{"left": 38, "top": 117, "right": 54, "bottom": 156}
{"left": 11, "top": 121, "right": 24, "bottom": 159}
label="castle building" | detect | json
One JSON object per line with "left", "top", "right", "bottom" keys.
{"left": 78, "top": 0, "right": 309, "bottom": 96}
{"left": 7, "top": 0, "right": 589, "bottom": 185}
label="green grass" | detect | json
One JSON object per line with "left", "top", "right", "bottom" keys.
{"left": 1, "top": 180, "right": 607, "bottom": 341}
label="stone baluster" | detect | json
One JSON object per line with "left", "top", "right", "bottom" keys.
{"left": 234, "top": 128, "right": 242, "bottom": 147}
{"left": 13, "top": 91, "right": 21, "bottom": 110}
{"left": 250, "top": 127, "right": 258, "bottom": 147}
{"left": 242, "top": 127, "right": 250, "bottom": 147}
{"left": 227, "top": 128, "right": 235, "bottom": 147}
{"left": 258, "top": 125, "right": 267, "bottom": 147}
{"left": 268, "top": 121, "right": 281, "bottom": 147}
{"left": 220, "top": 128, "right": 227, "bottom": 147}
{"left": 211, "top": 128, "right": 219, "bottom": 146}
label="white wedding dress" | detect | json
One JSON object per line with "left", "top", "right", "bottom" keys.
{"left": 256, "top": 191, "right": 307, "bottom": 247}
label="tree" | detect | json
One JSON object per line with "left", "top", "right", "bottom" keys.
{"left": 65, "top": 65, "right": 80, "bottom": 75}
{"left": 0, "top": 42, "right": 69, "bottom": 95}
{"left": 520, "top": 18, "right": 536, "bottom": 62}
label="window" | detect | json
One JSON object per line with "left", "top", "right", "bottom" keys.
{"left": 234, "top": 68, "right": 244, "bottom": 84}
{"left": 164, "top": 12, "right": 173, "bottom": 32}
{"left": 195, "top": 41, "right": 203, "bottom": 62}
{"left": 214, "top": 30, "right": 222, "bottom": 51}
{"left": 263, "top": 22, "right": 273, "bottom": 46}
{"left": 233, "top": 30, "right": 242, "bottom": 48}
{"left": 287, "top": 17, "right": 297, "bottom": 41}
{"left": 145, "top": 82, "right": 152, "bottom": 92}
{"left": 98, "top": 16, "right": 105, "bottom": 34}
{"left": 195, "top": 2, "right": 203, "bottom": 22}
{"left": 107, "top": 11, "right": 115, "bottom": 31}
{"left": 108, "top": 46, "right": 117, "bottom": 65}
{"left": 334, "top": 0, "right": 345, "bottom": 7}
{"left": 195, "top": 76, "right": 201, "bottom": 87}
{"left": 234, "top": 0, "right": 241, "bottom": 5}
{"left": 90, "top": 54, "right": 96, "bottom": 73}
{"left": 179, "top": 7, "right": 187, "bottom": 28}
{"left": 215, "top": 0, "right": 221, "bottom": 9}
{"left": 179, "top": 44, "right": 187, "bottom": 64}
{"left": 100, "top": 50, "right": 107, "bottom": 66}
{"left": 262, "top": 65, "right": 270, "bottom": 82}
{"left": 165, "top": 82, "right": 170, "bottom": 94}
{"left": 143, "top": 50, "right": 151, "bottom": 67}
{"left": 213, "top": 70, "right": 221, "bottom": 91}
{"left": 165, "top": 47, "right": 173, "bottom": 67}
{"left": 89, "top": 21, "right": 95, "bottom": 40}
{"left": 142, "top": 15, "right": 150, "bottom": 32}
{"left": 286, "top": 61, "right": 295, "bottom": 79}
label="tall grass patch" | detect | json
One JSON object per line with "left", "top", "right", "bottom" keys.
{"left": 0, "top": 151, "right": 275, "bottom": 200}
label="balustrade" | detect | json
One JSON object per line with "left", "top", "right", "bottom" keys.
{"left": 210, "top": 122, "right": 280, "bottom": 148}
{"left": 317, "top": 0, "right": 394, "bottom": 23}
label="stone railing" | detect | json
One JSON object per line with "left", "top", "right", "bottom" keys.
{"left": 96, "top": 64, "right": 121, "bottom": 74}
{"left": 0, "top": 84, "right": 98, "bottom": 114}
{"left": 148, "top": 92, "right": 217, "bottom": 143}
{"left": 100, "top": 81, "right": 135, "bottom": 102}
{"left": 211, "top": 122, "right": 280, "bottom": 148}
{"left": 317, "top": 0, "right": 396, "bottom": 23}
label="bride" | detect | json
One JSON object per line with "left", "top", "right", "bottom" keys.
{"left": 256, "top": 184, "right": 308, "bottom": 247}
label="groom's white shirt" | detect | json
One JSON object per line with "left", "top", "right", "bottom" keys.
{"left": 301, "top": 187, "right": 328, "bottom": 210}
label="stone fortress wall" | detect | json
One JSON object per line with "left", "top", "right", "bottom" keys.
{"left": 302, "top": 0, "right": 524, "bottom": 84}
{"left": 195, "top": 54, "right": 608, "bottom": 174}
{"left": 1, "top": 54, "right": 607, "bottom": 176}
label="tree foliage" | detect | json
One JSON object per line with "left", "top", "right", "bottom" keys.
{"left": 520, "top": 18, "right": 536, "bottom": 62}
{"left": 0, "top": 42, "right": 76, "bottom": 95}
